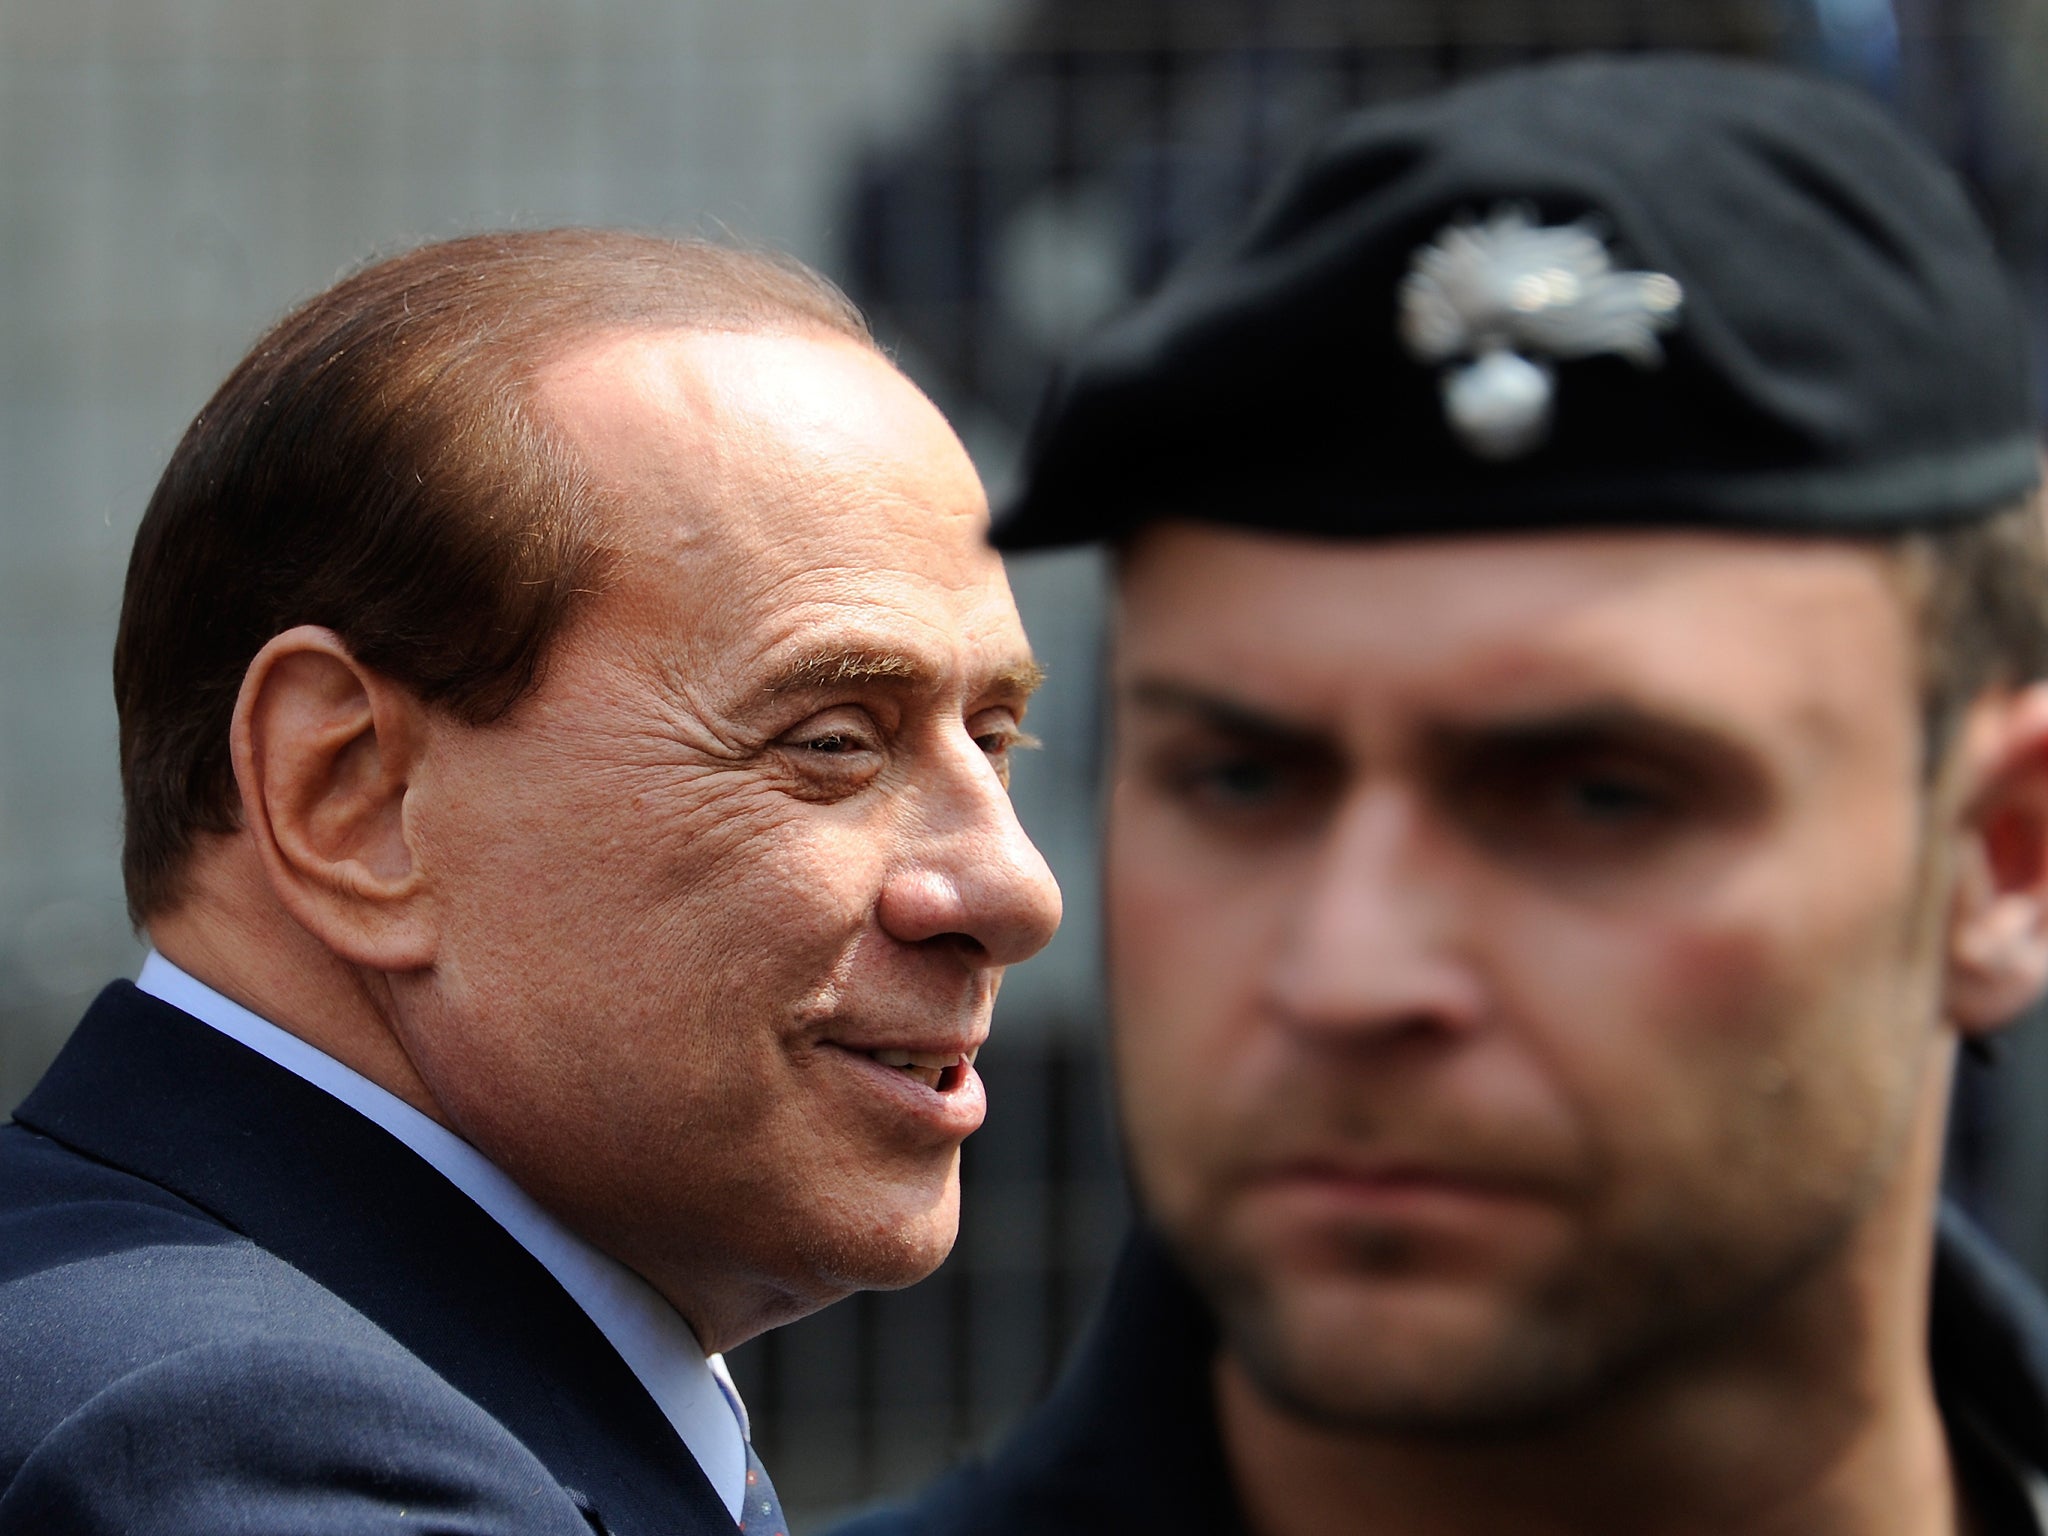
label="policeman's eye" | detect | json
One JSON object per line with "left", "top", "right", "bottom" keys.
{"left": 1146, "top": 739, "right": 1338, "bottom": 837}
{"left": 1436, "top": 719, "right": 1765, "bottom": 875}
{"left": 1177, "top": 754, "right": 1287, "bottom": 806}
{"left": 1555, "top": 767, "right": 1679, "bottom": 826}
{"left": 1448, "top": 751, "right": 1677, "bottom": 847}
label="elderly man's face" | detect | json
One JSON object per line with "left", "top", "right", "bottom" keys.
{"left": 395, "top": 330, "right": 1060, "bottom": 1346}
{"left": 1108, "top": 523, "right": 1959, "bottom": 1429}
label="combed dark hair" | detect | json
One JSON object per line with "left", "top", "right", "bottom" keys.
{"left": 1899, "top": 495, "right": 2048, "bottom": 778}
{"left": 115, "top": 228, "right": 872, "bottom": 922}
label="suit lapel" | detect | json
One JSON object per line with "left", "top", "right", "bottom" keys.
{"left": 15, "top": 982, "right": 734, "bottom": 1536}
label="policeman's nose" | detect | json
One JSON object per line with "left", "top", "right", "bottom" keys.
{"left": 1264, "top": 783, "right": 1487, "bottom": 1039}
{"left": 876, "top": 742, "right": 1063, "bottom": 967}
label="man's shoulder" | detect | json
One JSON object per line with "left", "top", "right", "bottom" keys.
{"left": 0, "top": 1117, "right": 279, "bottom": 1349}
{"left": 0, "top": 1121, "right": 595, "bottom": 1533}
{"left": 2, "top": 1114, "right": 390, "bottom": 1380}
{"left": 1, "top": 1112, "right": 227, "bottom": 1256}
{"left": 0, "top": 1312, "right": 598, "bottom": 1534}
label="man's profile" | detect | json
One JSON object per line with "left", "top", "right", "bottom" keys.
{"left": 839, "top": 56, "right": 2048, "bottom": 1536}
{"left": 0, "top": 229, "right": 1061, "bottom": 1533}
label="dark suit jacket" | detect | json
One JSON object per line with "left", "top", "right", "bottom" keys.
{"left": 833, "top": 1214, "right": 2048, "bottom": 1536}
{"left": 0, "top": 982, "right": 738, "bottom": 1535}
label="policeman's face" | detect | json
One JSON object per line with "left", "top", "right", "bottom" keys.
{"left": 397, "top": 330, "right": 1061, "bottom": 1352}
{"left": 1108, "top": 522, "right": 1959, "bottom": 1429}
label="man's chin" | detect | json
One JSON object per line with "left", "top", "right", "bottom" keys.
{"left": 811, "top": 1181, "right": 963, "bottom": 1294}
{"left": 1200, "top": 1257, "right": 1615, "bottom": 1437}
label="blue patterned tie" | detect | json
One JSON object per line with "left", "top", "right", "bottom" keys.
{"left": 739, "top": 1440, "right": 788, "bottom": 1536}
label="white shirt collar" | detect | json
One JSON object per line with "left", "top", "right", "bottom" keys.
{"left": 135, "top": 952, "right": 751, "bottom": 1521}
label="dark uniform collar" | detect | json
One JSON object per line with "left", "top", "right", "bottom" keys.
{"left": 1934, "top": 1206, "right": 2048, "bottom": 1533}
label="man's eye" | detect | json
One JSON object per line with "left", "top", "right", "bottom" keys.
{"left": 1151, "top": 747, "right": 1331, "bottom": 834}
{"left": 776, "top": 715, "right": 886, "bottom": 796}
{"left": 967, "top": 713, "right": 1039, "bottom": 788}
{"left": 1558, "top": 771, "right": 1675, "bottom": 825}
{"left": 973, "top": 725, "right": 1039, "bottom": 758}
{"left": 1179, "top": 757, "right": 1285, "bottom": 806}
{"left": 1447, "top": 754, "right": 1691, "bottom": 863}
{"left": 975, "top": 731, "right": 1015, "bottom": 782}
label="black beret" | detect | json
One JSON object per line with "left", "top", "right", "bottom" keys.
{"left": 994, "top": 54, "right": 2040, "bottom": 550}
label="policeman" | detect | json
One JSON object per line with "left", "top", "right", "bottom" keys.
{"left": 837, "top": 52, "right": 2048, "bottom": 1536}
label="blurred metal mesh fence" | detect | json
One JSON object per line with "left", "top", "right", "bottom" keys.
{"left": 840, "top": 0, "right": 1789, "bottom": 442}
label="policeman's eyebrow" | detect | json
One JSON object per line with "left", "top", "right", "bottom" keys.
{"left": 1122, "top": 679, "right": 1326, "bottom": 747}
{"left": 1423, "top": 701, "right": 1752, "bottom": 762}
{"left": 765, "top": 647, "right": 1046, "bottom": 700}
{"left": 1125, "top": 683, "right": 1759, "bottom": 780}
{"left": 1422, "top": 702, "right": 1776, "bottom": 808}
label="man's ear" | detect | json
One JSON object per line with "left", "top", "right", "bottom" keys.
{"left": 231, "top": 626, "right": 436, "bottom": 972}
{"left": 1947, "top": 682, "right": 2048, "bottom": 1035}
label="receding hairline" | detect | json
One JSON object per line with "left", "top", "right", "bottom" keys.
{"left": 523, "top": 315, "right": 895, "bottom": 445}
{"left": 113, "top": 227, "right": 884, "bottom": 922}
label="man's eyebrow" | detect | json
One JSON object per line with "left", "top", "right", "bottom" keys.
{"left": 1124, "top": 683, "right": 1747, "bottom": 765}
{"left": 765, "top": 648, "right": 1047, "bottom": 699}
{"left": 1122, "top": 679, "right": 1322, "bottom": 745}
{"left": 1422, "top": 701, "right": 1761, "bottom": 772}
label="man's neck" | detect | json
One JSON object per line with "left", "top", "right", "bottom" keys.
{"left": 145, "top": 836, "right": 444, "bottom": 1123}
{"left": 1215, "top": 1337, "right": 1962, "bottom": 1536}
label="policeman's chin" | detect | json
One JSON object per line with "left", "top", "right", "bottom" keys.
{"left": 1189, "top": 1239, "right": 1630, "bottom": 1438}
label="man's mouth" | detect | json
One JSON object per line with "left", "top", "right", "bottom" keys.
{"left": 864, "top": 1047, "right": 977, "bottom": 1092}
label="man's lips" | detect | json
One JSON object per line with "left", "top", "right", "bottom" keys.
{"left": 823, "top": 1033, "right": 985, "bottom": 1090}
{"left": 1243, "top": 1157, "right": 1565, "bottom": 1217}
{"left": 1228, "top": 1158, "right": 1573, "bottom": 1281}
{"left": 862, "top": 1044, "right": 980, "bottom": 1091}
{"left": 817, "top": 1037, "right": 988, "bottom": 1138}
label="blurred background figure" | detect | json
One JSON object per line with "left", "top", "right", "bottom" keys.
{"left": 2, "top": 0, "right": 2047, "bottom": 1524}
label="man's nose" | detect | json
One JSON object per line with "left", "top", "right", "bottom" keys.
{"left": 875, "top": 739, "right": 1064, "bottom": 967}
{"left": 1264, "top": 783, "right": 1487, "bottom": 1040}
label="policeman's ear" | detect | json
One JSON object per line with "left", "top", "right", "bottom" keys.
{"left": 1945, "top": 682, "right": 2048, "bottom": 1035}
{"left": 230, "top": 625, "right": 437, "bottom": 972}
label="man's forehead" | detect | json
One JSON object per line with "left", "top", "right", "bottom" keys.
{"left": 1111, "top": 522, "right": 1919, "bottom": 727}
{"left": 537, "top": 325, "right": 927, "bottom": 465}
{"left": 532, "top": 329, "right": 786, "bottom": 501}
{"left": 534, "top": 325, "right": 984, "bottom": 559}
{"left": 1115, "top": 519, "right": 1906, "bottom": 610}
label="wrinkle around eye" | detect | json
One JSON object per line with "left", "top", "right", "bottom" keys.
{"left": 768, "top": 709, "right": 889, "bottom": 798}
{"left": 620, "top": 688, "right": 763, "bottom": 766}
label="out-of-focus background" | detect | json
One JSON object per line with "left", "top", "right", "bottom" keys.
{"left": 4, "top": 0, "right": 2048, "bottom": 1524}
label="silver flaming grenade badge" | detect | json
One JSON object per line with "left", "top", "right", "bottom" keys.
{"left": 1397, "top": 207, "right": 1684, "bottom": 460}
